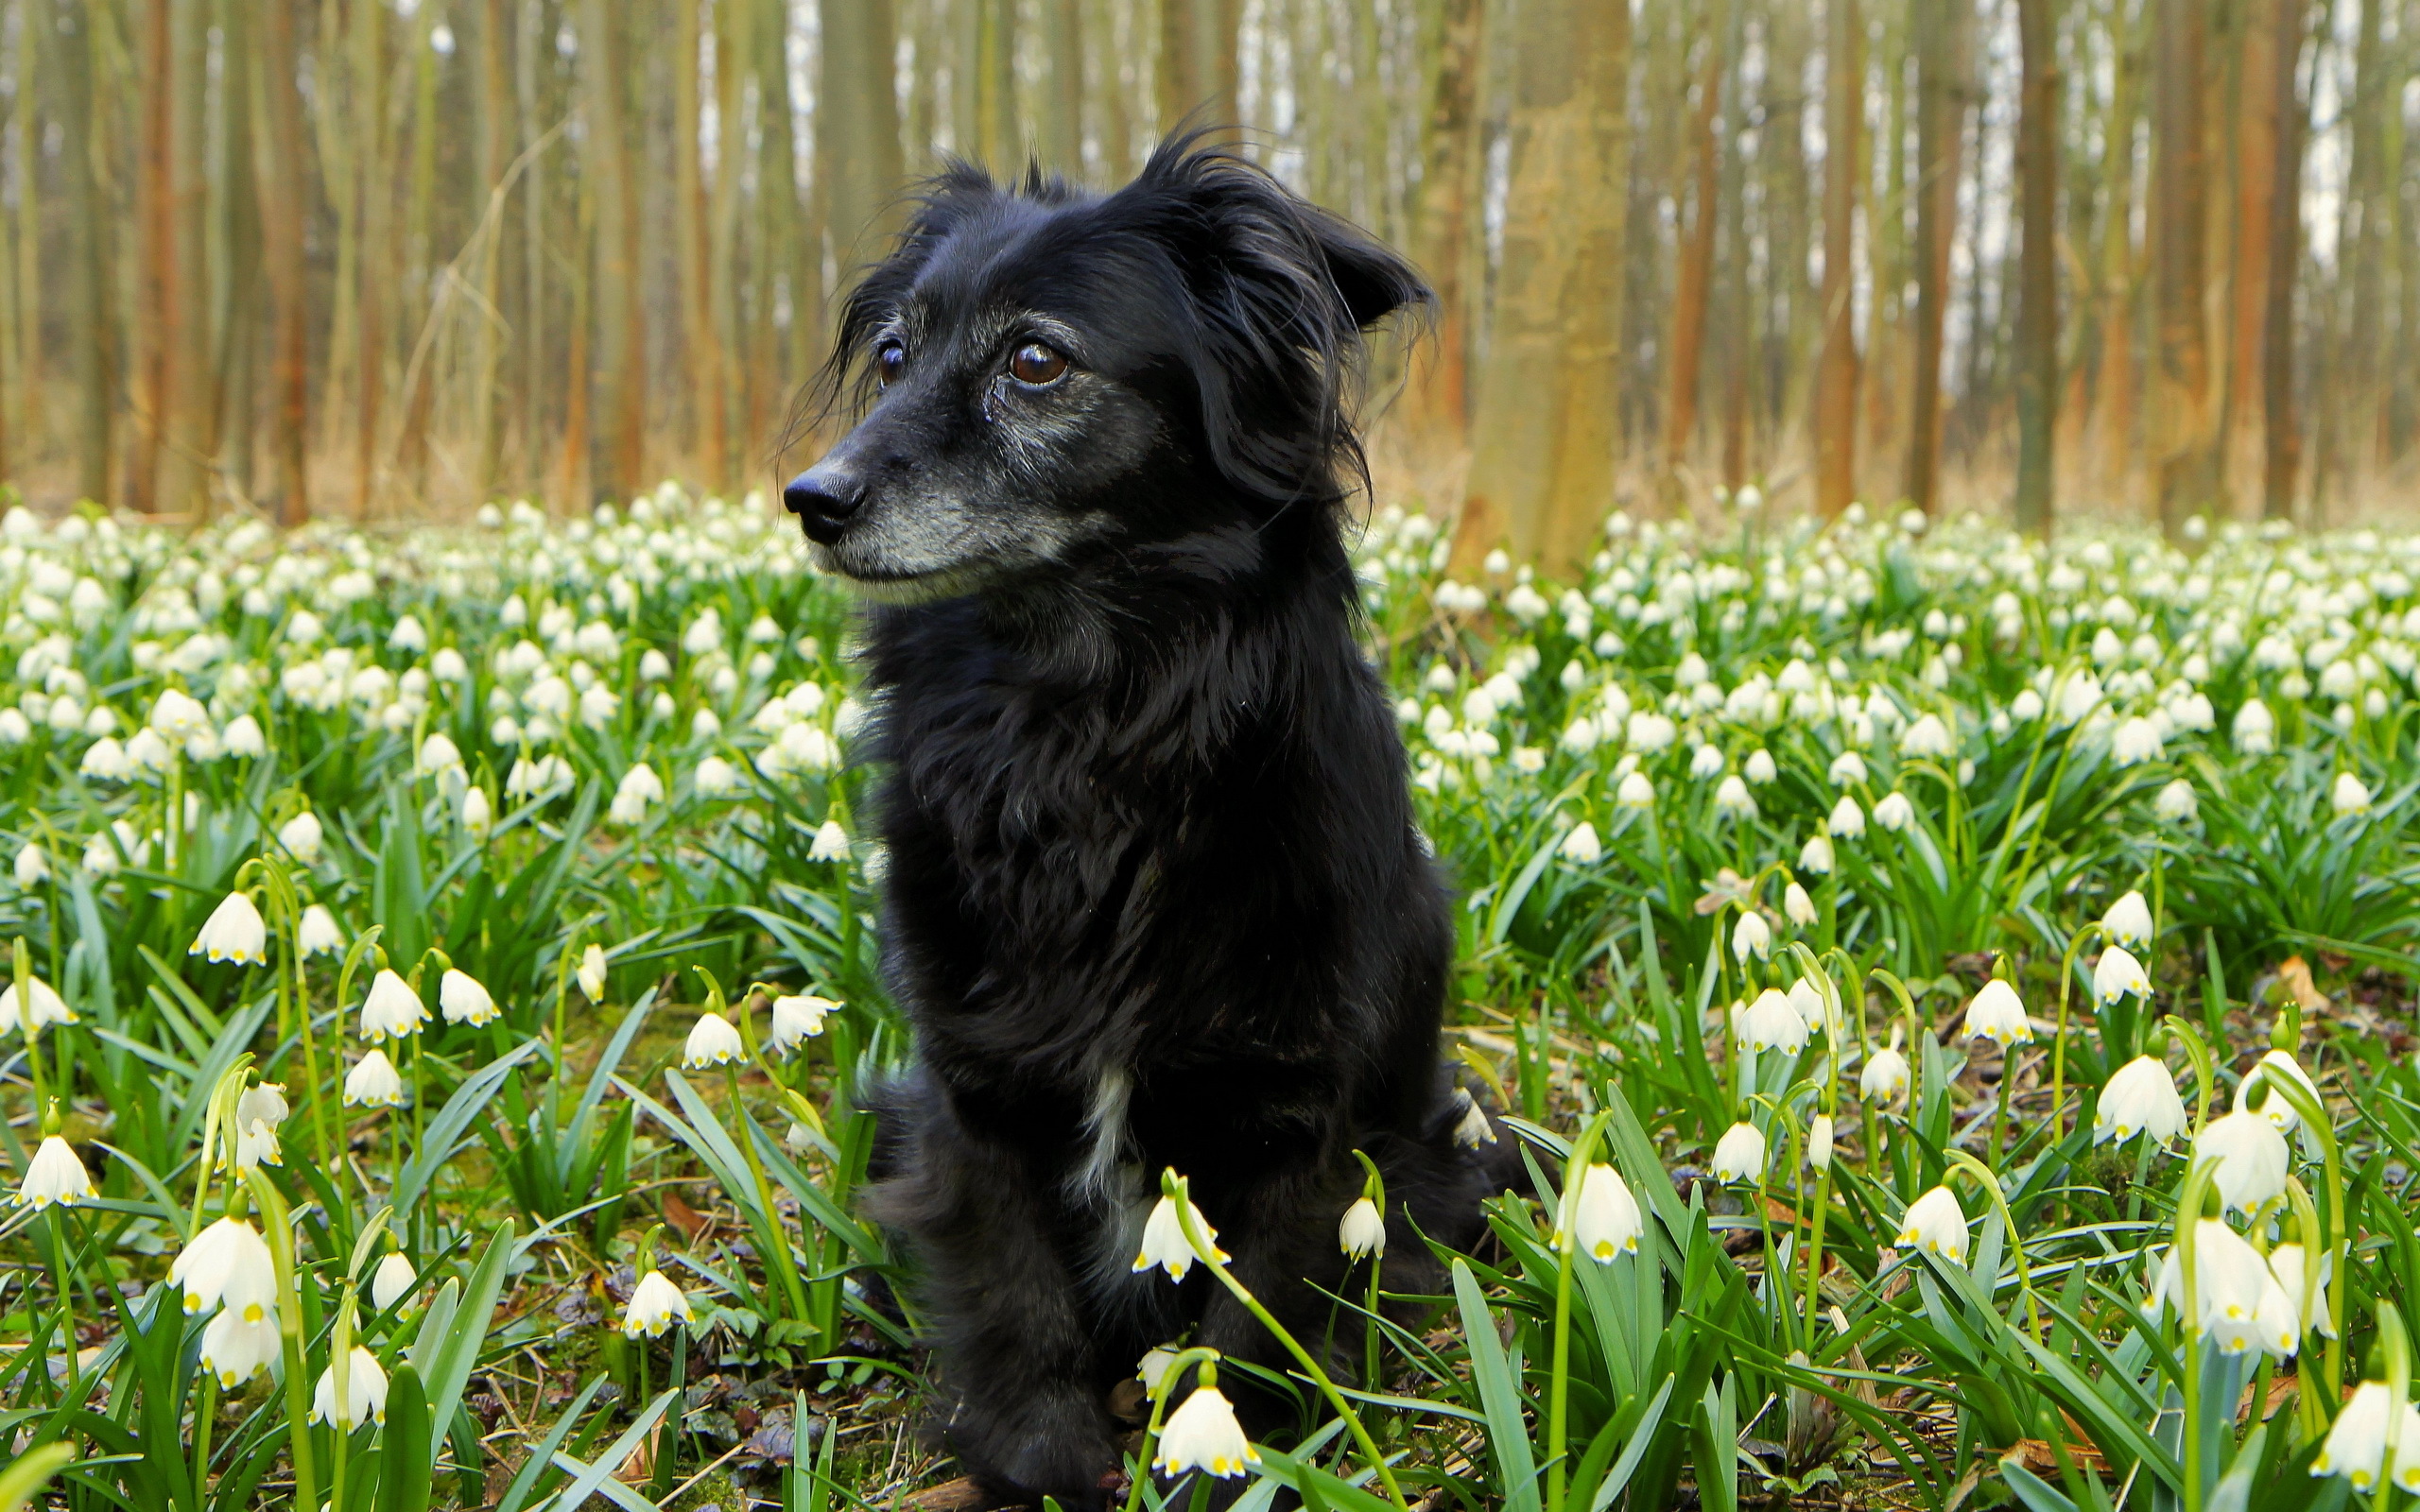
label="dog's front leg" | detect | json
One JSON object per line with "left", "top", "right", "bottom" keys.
{"left": 1187, "top": 1157, "right": 1362, "bottom": 1421}
{"left": 912, "top": 1123, "right": 1125, "bottom": 1510}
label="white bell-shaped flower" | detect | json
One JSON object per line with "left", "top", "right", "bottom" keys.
{"left": 1964, "top": 979, "right": 2031, "bottom": 1046}
{"left": 1563, "top": 1162, "right": 1641, "bottom": 1262}
{"left": 1896, "top": 1186, "right": 1968, "bottom": 1263}
{"left": 2192, "top": 1110, "right": 2290, "bottom": 1215}
{"left": 358, "top": 970, "right": 429, "bottom": 1042}
{"left": 1712, "top": 1123, "right": 1767, "bottom": 1185}
{"left": 621, "top": 1269, "right": 696, "bottom": 1338}
{"left": 171, "top": 1217, "right": 279, "bottom": 1321}
{"left": 343, "top": 1049, "right": 407, "bottom": 1108}
{"left": 2235, "top": 1049, "right": 2320, "bottom": 1133}
{"left": 309, "top": 1346, "right": 389, "bottom": 1428}
{"left": 1558, "top": 821, "right": 1602, "bottom": 864}
{"left": 298, "top": 904, "right": 344, "bottom": 956}
{"left": 191, "top": 891, "right": 269, "bottom": 965}
{"left": 2092, "top": 946, "right": 2151, "bottom": 1005}
{"left": 2312, "top": 1382, "right": 2420, "bottom": 1492}
{"left": 2100, "top": 890, "right": 2153, "bottom": 953}
{"left": 1132, "top": 1191, "right": 1227, "bottom": 1281}
{"left": 578, "top": 944, "right": 609, "bottom": 1003}
{"left": 1737, "top": 988, "right": 1806, "bottom": 1057}
{"left": 199, "top": 1307, "right": 282, "bottom": 1387}
{"left": 1153, "top": 1381, "right": 1260, "bottom": 1479}
{"left": 12, "top": 1135, "right": 95, "bottom": 1210}
{"left": 278, "top": 811, "right": 324, "bottom": 866}
{"left": 1860, "top": 1039, "right": 1911, "bottom": 1102}
{"left": 682, "top": 1011, "right": 744, "bottom": 1069}
{"left": 438, "top": 969, "right": 499, "bottom": 1026}
{"left": 2094, "top": 1057, "right": 2187, "bottom": 1146}
{"left": 0, "top": 974, "right": 76, "bottom": 1035}
{"left": 767, "top": 994, "right": 838, "bottom": 1055}
{"left": 1338, "top": 1196, "right": 1387, "bottom": 1259}
{"left": 1732, "top": 911, "right": 1772, "bottom": 964}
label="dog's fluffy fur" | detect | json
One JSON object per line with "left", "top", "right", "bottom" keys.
{"left": 785, "top": 133, "right": 1506, "bottom": 1510}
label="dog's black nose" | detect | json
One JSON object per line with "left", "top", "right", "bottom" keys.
{"left": 783, "top": 468, "right": 864, "bottom": 545}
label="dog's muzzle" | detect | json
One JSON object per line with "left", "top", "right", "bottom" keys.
{"left": 783, "top": 466, "right": 866, "bottom": 546}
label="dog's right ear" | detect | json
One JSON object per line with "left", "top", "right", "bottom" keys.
{"left": 805, "top": 163, "right": 1005, "bottom": 429}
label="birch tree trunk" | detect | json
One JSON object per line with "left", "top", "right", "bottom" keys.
{"left": 1813, "top": 0, "right": 1862, "bottom": 517}
{"left": 2014, "top": 0, "right": 2059, "bottom": 536}
{"left": 1904, "top": 0, "right": 1966, "bottom": 514}
{"left": 2151, "top": 0, "right": 2218, "bottom": 533}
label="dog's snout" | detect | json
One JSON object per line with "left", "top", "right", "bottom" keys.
{"left": 783, "top": 467, "right": 865, "bottom": 545}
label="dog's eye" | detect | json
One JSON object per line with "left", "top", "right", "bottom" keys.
{"left": 1007, "top": 342, "right": 1069, "bottom": 387}
{"left": 874, "top": 341, "right": 907, "bottom": 388}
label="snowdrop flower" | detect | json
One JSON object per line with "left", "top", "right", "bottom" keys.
{"left": 2154, "top": 778, "right": 2199, "bottom": 824}
{"left": 1783, "top": 882, "right": 1816, "bottom": 926}
{"left": 2268, "top": 1242, "right": 2336, "bottom": 1341}
{"left": 1872, "top": 790, "right": 1915, "bottom": 832}
{"left": 2331, "top": 772, "right": 2373, "bottom": 818}
{"left": 1787, "top": 977, "right": 1836, "bottom": 1038}
{"left": 1743, "top": 748, "right": 1777, "bottom": 784}
{"left": 1339, "top": 1196, "right": 1387, "bottom": 1259}
{"left": 1737, "top": 988, "right": 1806, "bottom": 1056}
{"left": 221, "top": 714, "right": 267, "bottom": 759}
{"left": 415, "top": 732, "right": 463, "bottom": 779}
{"left": 1136, "top": 1346, "right": 1183, "bottom": 1398}
{"left": 1154, "top": 1380, "right": 1260, "bottom": 1479}
{"left": 172, "top": 1217, "right": 279, "bottom": 1320}
{"left": 1731, "top": 910, "right": 1772, "bottom": 963}
{"left": 2094, "top": 1057, "right": 2187, "bottom": 1146}
{"left": 310, "top": 1347, "right": 389, "bottom": 1428}
{"left": 0, "top": 974, "right": 75, "bottom": 1034}
{"left": 1964, "top": 979, "right": 2031, "bottom": 1047}
{"left": 622, "top": 1268, "right": 696, "bottom": 1338}
{"left": 13, "top": 843, "right": 46, "bottom": 888}
{"left": 1614, "top": 770, "right": 1655, "bottom": 809}
{"left": 234, "top": 1115, "right": 282, "bottom": 1170}
{"left": 298, "top": 904, "right": 344, "bottom": 956}
{"left": 1712, "top": 775, "right": 1758, "bottom": 819}
{"left": 1688, "top": 744, "right": 1725, "bottom": 780}
{"left": 459, "top": 785, "right": 492, "bottom": 837}
{"left": 1860, "top": 1033, "right": 1911, "bottom": 1102}
{"left": 808, "top": 818, "right": 851, "bottom": 862}
{"left": 343, "top": 1050, "right": 406, "bottom": 1108}
{"left": 1896, "top": 1186, "right": 1968, "bottom": 1263}
{"left": 2236, "top": 1049, "right": 2321, "bottom": 1133}
{"left": 683, "top": 1011, "right": 744, "bottom": 1069}
{"left": 12, "top": 1136, "right": 95, "bottom": 1210}
{"left": 191, "top": 891, "right": 269, "bottom": 965}
{"left": 2232, "top": 697, "right": 2275, "bottom": 754}
{"left": 695, "top": 756, "right": 739, "bottom": 797}
{"left": 236, "top": 1082, "right": 289, "bottom": 1133}
{"left": 1451, "top": 1089, "right": 1496, "bottom": 1147}
{"left": 2092, "top": 946, "right": 2151, "bottom": 1005}
{"left": 359, "top": 970, "right": 429, "bottom": 1042}
{"left": 1827, "top": 795, "right": 1866, "bottom": 839}
{"left": 279, "top": 811, "right": 324, "bottom": 865}
{"left": 1901, "top": 713, "right": 1954, "bottom": 759}
{"left": 2110, "top": 716, "right": 2164, "bottom": 766}
{"left": 371, "top": 1253, "right": 418, "bottom": 1314}
{"left": 79, "top": 736, "right": 132, "bottom": 781}
{"left": 1798, "top": 833, "right": 1835, "bottom": 875}
{"left": 767, "top": 993, "right": 838, "bottom": 1053}
{"left": 578, "top": 944, "right": 608, "bottom": 1003}
{"left": 1808, "top": 1114, "right": 1834, "bottom": 1172}
{"left": 2312, "top": 1382, "right": 2420, "bottom": 1492}
{"left": 439, "top": 969, "right": 499, "bottom": 1027}
{"left": 1562, "top": 1163, "right": 1641, "bottom": 1261}
{"left": 1827, "top": 751, "right": 1868, "bottom": 786}
{"left": 2149, "top": 1218, "right": 2279, "bottom": 1354}
{"left": 388, "top": 614, "right": 427, "bottom": 653}
{"left": 1134, "top": 1189, "right": 1228, "bottom": 1280}
{"left": 147, "top": 686, "right": 214, "bottom": 746}
{"left": 1559, "top": 821, "right": 1602, "bottom": 864}
{"left": 1712, "top": 1123, "right": 1767, "bottom": 1184}
{"left": 2100, "top": 890, "right": 2153, "bottom": 953}
{"left": 2193, "top": 1110, "right": 2290, "bottom": 1215}
{"left": 199, "top": 1309, "right": 282, "bottom": 1387}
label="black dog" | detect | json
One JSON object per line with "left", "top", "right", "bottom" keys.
{"left": 785, "top": 132, "right": 1506, "bottom": 1510}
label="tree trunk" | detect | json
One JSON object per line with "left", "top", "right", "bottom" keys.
{"left": 60, "top": 0, "right": 112, "bottom": 505}
{"left": 2228, "top": 0, "right": 2280, "bottom": 501}
{"left": 2151, "top": 0, "right": 2217, "bottom": 533}
{"left": 1903, "top": 0, "right": 1967, "bottom": 514}
{"left": 2013, "top": 0, "right": 2059, "bottom": 536}
{"left": 354, "top": 0, "right": 389, "bottom": 513}
{"left": 1041, "top": 0, "right": 1083, "bottom": 174}
{"left": 253, "top": 0, "right": 309, "bottom": 522}
{"left": 1661, "top": 0, "right": 1727, "bottom": 500}
{"left": 582, "top": 0, "right": 642, "bottom": 504}
{"left": 1455, "top": 0, "right": 1630, "bottom": 575}
{"left": 821, "top": 0, "right": 906, "bottom": 269}
{"left": 473, "top": 0, "right": 512, "bottom": 500}
{"left": 1157, "top": 0, "right": 1237, "bottom": 133}
{"left": 12, "top": 0, "right": 40, "bottom": 476}
{"left": 1813, "top": 0, "right": 1862, "bottom": 517}
{"left": 2262, "top": 0, "right": 2307, "bottom": 520}
{"left": 1402, "top": 0, "right": 1479, "bottom": 475}
{"left": 676, "top": 0, "right": 725, "bottom": 489}
{"left": 132, "top": 0, "right": 173, "bottom": 511}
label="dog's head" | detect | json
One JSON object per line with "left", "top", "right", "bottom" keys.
{"left": 785, "top": 132, "right": 1430, "bottom": 601}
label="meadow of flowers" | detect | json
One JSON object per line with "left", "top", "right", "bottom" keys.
{"left": 2, "top": 487, "right": 2417, "bottom": 1512}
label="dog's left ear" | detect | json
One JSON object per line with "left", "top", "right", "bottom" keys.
{"left": 1303, "top": 212, "right": 1433, "bottom": 334}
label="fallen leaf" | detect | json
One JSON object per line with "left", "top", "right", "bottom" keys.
{"left": 906, "top": 1478, "right": 1006, "bottom": 1512}
{"left": 2004, "top": 1437, "right": 2107, "bottom": 1475}
{"left": 661, "top": 1189, "right": 711, "bottom": 1243}
{"left": 2278, "top": 956, "right": 2331, "bottom": 1013}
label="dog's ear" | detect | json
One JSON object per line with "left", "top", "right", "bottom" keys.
{"left": 1305, "top": 213, "right": 1432, "bottom": 334}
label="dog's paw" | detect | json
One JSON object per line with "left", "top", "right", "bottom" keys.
{"left": 951, "top": 1388, "right": 1123, "bottom": 1512}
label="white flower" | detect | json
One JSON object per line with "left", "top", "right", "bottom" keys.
{"left": 1807, "top": 1114, "right": 1834, "bottom": 1171}
{"left": 2094, "top": 1057, "right": 2187, "bottom": 1146}
{"left": 2236, "top": 1048, "right": 2321, "bottom": 1132}
{"left": 2232, "top": 697, "right": 2275, "bottom": 753}
{"left": 1452, "top": 1090, "right": 1496, "bottom": 1147}
{"left": 1712, "top": 775, "right": 1757, "bottom": 819}
{"left": 310, "top": 1346, "right": 389, "bottom": 1428}
{"left": 1689, "top": 744, "right": 1725, "bottom": 780}
{"left": 147, "top": 686, "right": 214, "bottom": 746}
{"left": 278, "top": 811, "right": 324, "bottom": 865}
{"left": 1828, "top": 751, "right": 1869, "bottom": 786}
{"left": 2165, "top": 1218, "right": 2279, "bottom": 1354}
{"left": 416, "top": 732, "right": 463, "bottom": 778}
{"left": 578, "top": 944, "right": 608, "bottom": 1003}
{"left": 389, "top": 614, "right": 428, "bottom": 652}
{"left": 1339, "top": 1196, "right": 1387, "bottom": 1259}
{"left": 1559, "top": 821, "right": 1602, "bottom": 864}
{"left": 1153, "top": 1381, "right": 1260, "bottom": 1479}
{"left": 2110, "top": 716, "right": 2164, "bottom": 766}
{"left": 1862, "top": 1040, "right": 1911, "bottom": 1101}
{"left": 1137, "top": 1346, "right": 1183, "bottom": 1397}
{"left": 809, "top": 818, "right": 851, "bottom": 862}
{"left": 1827, "top": 795, "right": 1866, "bottom": 839}
{"left": 299, "top": 905, "right": 343, "bottom": 956}
{"left": 359, "top": 970, "right": 429, "bottom": 1041}
{"left": 343, "top": 1049, "right": 406, "bottom": 1108}
{"left": 234, "top": 1117, "right": 282, "bottom": 1170}
{"left": 2331, "top": 772, "right": 2373, "bottom": 817}
{"left": 1787, "top": 977, "right": 1835, "bottom": 1037}
{"left": 2268, "top": 1242, "right": 2337, "bottom": 1341}
{"left": 1737, "top": 988, "right": 1806, "bottom": 1056}
{"left": 1133, "top": 1191, "right": 1227, "bottom": 1280}
{"left": 13, "top": 842, "right": 47, "bottom": 888}
{"left": 1783, "top": 882, "right": 1816, "bottom": 926}
{"left": 695, "top": 756, "right": 739, "bottom": 797}
{"left": 199, "top": 1308, "right": 282, "bottom": 1387}
{"left": 12, "top": 1136, "right": 95, "bottom": 1210}
{"left": 78, "top": 736, "right": 132, "bottom": 781}
{"left": 171, "top": 1217, "right": 279, "bottom": 1320}
{"left": 2312, "top": 1382, "right": 2420, "bottom": 1492}
{"left": 1615, "top": 770, "right": 1655, "bottom": 809}
{"left": 2100, "top": 890, "right": 2152, "bottom": 952}
{"left": 237, "top": 1081, "right": 289, "bottom": 1131}
{"left": 1743, "top": 748, "right": 1776, "bottom": 783}
{"left": 1964, "top": 979, "right": 2031, "bottom": 1046}
{"left": 1902, "top": 713, "right": 1954, "bottom": 758}
{"left": 2092, "top": 946, "right": 2150, "bottom": 1005}
{"left": 1896, "top": 1186, "right": 1968, "bottom": 1263}
{"left": 1732, "top": 910, "right": 1772, "bottom": 964}
{"left": 1561, "top": 1161, "right": 1641, "bottom": 1262}
{"left": 768, "top": 993, "right": 837, "bottom": 1053}
{"left": 221, "top": 714, "right": 267, "bottom": 758}
{"left": 461, "top": 786, "right": 492, "bottom": 836}
{"left": 191, "top": 891, "right": 269, "bottom": 965}
{"left": 0, "top": 974, "right": 75, "bottom": 1034}
{"left": 1799, "top": 833, "right": 1835, "bottom": 875}
{"left": 371, "top": 1252, "right": 419, "bottom": 1313}
{"left": 621, "top": 1268, "right": 697, "bottom": 1338}
{"left": 1712, "top": 1122, "right": 1767, "bottom": 1184}
{"left": 439, "top": 969, "right": 499, "bottom": 1026}
{"left": 2193, "top": 1110, "right": 2290, "bottom": 1215}
{"left": 2154, "top": 778, "right": 2198, "bottom": 824}
{"left": 1872, "top": 790, "right": 1915, "bottom": 832}
{"left": 683, "top": 1011, "right": 744, "bottom": 1068}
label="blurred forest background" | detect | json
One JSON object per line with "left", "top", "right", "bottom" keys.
{"left": 0, "top": 0, "right": 2408, "bottom": 567}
